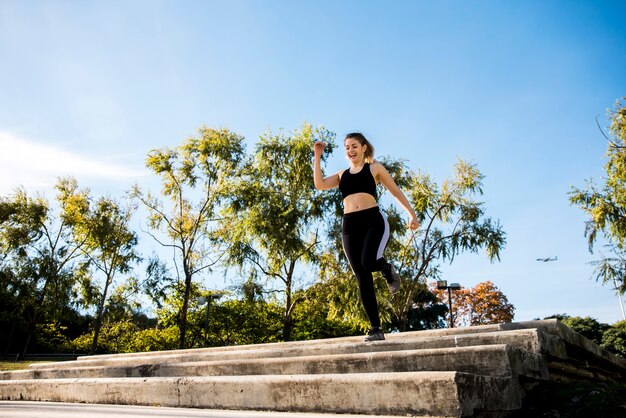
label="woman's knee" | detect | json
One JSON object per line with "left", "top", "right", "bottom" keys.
{"left": 361, "top": 258, "right": 376, "bottom": 272}
{"left": 361, "top": 256, "right": 385, "bottom": 272}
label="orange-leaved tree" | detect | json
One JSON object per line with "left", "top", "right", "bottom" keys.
{"left": 430, "top": 280, "right": 514, "bottom": 327}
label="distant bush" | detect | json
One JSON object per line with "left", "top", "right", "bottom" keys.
{"left": 601, "top": 320, "right": 626, "bottom": 358}
{"left": 545, "top": 314, "right": 626, "bottom": 358}
{"left": 124, "top": 326, "right": 179, "bottom": 352}
{"left": 560, "top": 316, "right": 610, "bottom": 346}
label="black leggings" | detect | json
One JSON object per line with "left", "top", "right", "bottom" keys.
{"left": 342, "top": 206, "right": 390, "bottom": 329}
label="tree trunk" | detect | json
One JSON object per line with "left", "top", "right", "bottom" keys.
{"left": 179, "top": 267, "right": 193, "bottom": 349}
{"left": 3, "top": 317, "right": 17, "bottom": 358}
{"left": 19, "top": 288, "right": 46, "bottom": 361}
{"left": 283, "top": 278, "right": 292, "bottom": 342}
{"left": 19, "top": 314, "right": 37, "bottom": 361}
{"left": 398, "top": 311, "right": 409, "bottom": 332}
{"left": 89, "top": 277, "right": 112, "bottom": 355}
{"left": 283, "top": 316, "right": 292, "bottom": 342}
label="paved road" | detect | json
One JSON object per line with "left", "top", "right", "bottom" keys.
{"left": 0, "top": 402, "right": 396, "bottom": 418}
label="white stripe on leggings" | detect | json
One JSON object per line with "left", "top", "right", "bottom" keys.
{"left": 376, "top": 210, "right": 390, "bottom": 260}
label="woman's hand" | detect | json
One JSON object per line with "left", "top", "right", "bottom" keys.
{"left": 409, "top": 215, "right": 420, "bottom": 231}
{"left": 314, "top": 141, "right": 326, "bottom": 159}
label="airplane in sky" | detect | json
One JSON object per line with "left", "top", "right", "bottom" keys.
{"left": 536, "top": 256, "right": 558, "bottom": 262}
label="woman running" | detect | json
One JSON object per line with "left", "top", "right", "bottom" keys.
{"left": 313, "top": 132, "right": 419, "bottom": 341}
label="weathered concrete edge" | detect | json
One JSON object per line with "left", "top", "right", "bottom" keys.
{"left": 2, "top": 344, "right": 547, "bottom": 381}
{"left": 506, "top": 320, "right": 626, "bottom": 366}
{"left": 0, "top": 372, "right": 521, "bottom": 417}
{"left": 455, "top": 372, "right": 523, "bottom": 416}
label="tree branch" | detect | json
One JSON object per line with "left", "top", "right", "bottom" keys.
{"left": 191, "top": 250, "right": 227, "bottom": 276}
{"left": 247, "top": 254, "right": 284, "bottom": 282}
{"left": 597, "top": 114, "right": 624, "bottom": 150}
{"left": 139, "top": 225, "right": 182, "bottom": 251}
{"left": 135, "top": 193, "right": 179, "bottom": 237}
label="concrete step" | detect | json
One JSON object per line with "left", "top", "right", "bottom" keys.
{"left": 0, "top": 372, "right": 523, "bottom": 417}
{"left": 22, "top": 328, "right": 553, "bottom": 372}
{"left": 516, "top": 320, "right": 626, "bottom": 381}
{"left": 72, "top": 320, "right": 552, "bottom": 363}
{"left": 1, "top": 344, "right": 548, "bottom": 381}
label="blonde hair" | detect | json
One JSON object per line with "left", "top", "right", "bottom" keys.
{"left": 345, "top": 132, "right": 374, "bottom": 163}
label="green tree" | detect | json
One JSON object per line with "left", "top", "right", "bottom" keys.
{"left": 131, "top": 127, "right": 246, "bottom": 349}
{"left": 208, "top": 299, "right": 283, "bottom": 346}
{"left": 315, "top": 248, "right": 393, "bottom": 332}
{"left": 543, "top": 313, "right": 570, "bottom": 321}
{"left": 560, "top": 316, "right": 610, "bottom": 346}
{"left": 150, "top": 278, "right": 281, "bottom": 348}
{"left": 570, "top": 98, "right": 626, "bottom": 295}
{"left": 601, "top": 320, "right": 626, "bottom": 358}
{"left": 0, "top": 189, "right": 83, "bottom": 358}
{"left": 390, "top": 160, "right": 506, "bottom": 330}
{"left": 141, "top": 254, "right": 177, "bottom": 309}
{"left": 71, "top": 279, "right": 166, "bottom": 354}
{"left": 0, "top": 265, "right": 27, "bottom": 356}
{"left": 56, "top": 177, "right": 139, "bottom": 354}
{"left": 404, "top": 282, "right": 448, "bottom": 330}
{"left": 217, "top": 123, "right": 336, "bottom": 341}
{"left": 292, "top": 281, "right": 362, "bottom": 340}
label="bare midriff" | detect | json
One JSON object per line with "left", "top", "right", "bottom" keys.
{"left": 343, "top": 193, "right": 378, "bottom": 214}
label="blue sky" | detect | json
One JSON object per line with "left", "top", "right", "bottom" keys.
{"left": 1, "top": 1, "right": 625, "bottom": 324}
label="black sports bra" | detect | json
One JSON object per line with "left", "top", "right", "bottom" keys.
{"left": 338, "top": 163, "right": 377, "bottom": 199}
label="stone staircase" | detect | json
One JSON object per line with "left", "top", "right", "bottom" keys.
{"left": 1, "top": 319, "right": 624, "bottom": 417}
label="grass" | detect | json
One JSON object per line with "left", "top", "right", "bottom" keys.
{"left": 0, "top": 360, "right": 51, "bottom": 371}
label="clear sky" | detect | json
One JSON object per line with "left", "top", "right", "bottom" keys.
{"left": 1, "top": 1, "right": 625, "bottom": 324}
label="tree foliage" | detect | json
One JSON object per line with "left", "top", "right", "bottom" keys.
{"left": 404, "top": 282, "right": 449, "bottom": 330}
{"left": 0, "top": 188, "right": 83, "bottom": 358}
{"left": 130, "top": 126, "right": 246, "bottom": 348}
{"left": 601, "top": 319, "right": 626, "bottom": 358}
{"left": 559, "top": 315, "right": 611, "bottom": 346}
{"left": 217, "top": 123, "right": 336, "bottom": 341}
{"left": 56, "top": 177, "right": 139, "bottom": 354}
{"left": 570, "top": 98, "right": 626, "bottom": 294}
{"left": 292, "top": 278, "right": 363, "bottom": 339}
{"left": 389, "top": 160, "right": 506, "bottom": 329}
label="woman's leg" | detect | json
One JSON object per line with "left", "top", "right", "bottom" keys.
{"left": 361, "top": 209, "right": 390, "bottom": 273}
{"left": 361, "top": 209, "right": 401, "bottom": 292}
{"left": 342, "top": 219, "right": 381, "bottom": 329}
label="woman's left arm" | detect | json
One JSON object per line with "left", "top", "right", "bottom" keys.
{"left": 372, "top": 162, "right": 420, "bottom": 230}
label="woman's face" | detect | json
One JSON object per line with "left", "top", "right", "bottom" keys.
{"left": 345, "top": 138, "right": 366, "bottom": 164}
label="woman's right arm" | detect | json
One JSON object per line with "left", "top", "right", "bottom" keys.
{"left": 313, "top": 142, "right": 340, "bottom": 190}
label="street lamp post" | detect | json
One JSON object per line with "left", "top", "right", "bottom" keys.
{"left": 198, "top": 293, "right": 224, "bottom": 346}
{"left": 437, "top": 280, "right": 461, "bottom": 328}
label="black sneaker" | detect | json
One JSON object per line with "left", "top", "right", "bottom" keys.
{"left": 364, "top": 328, "right": 385, "bottom": 342}
{"left": 382, "top": 263, "right": 401, "bottom": 294}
